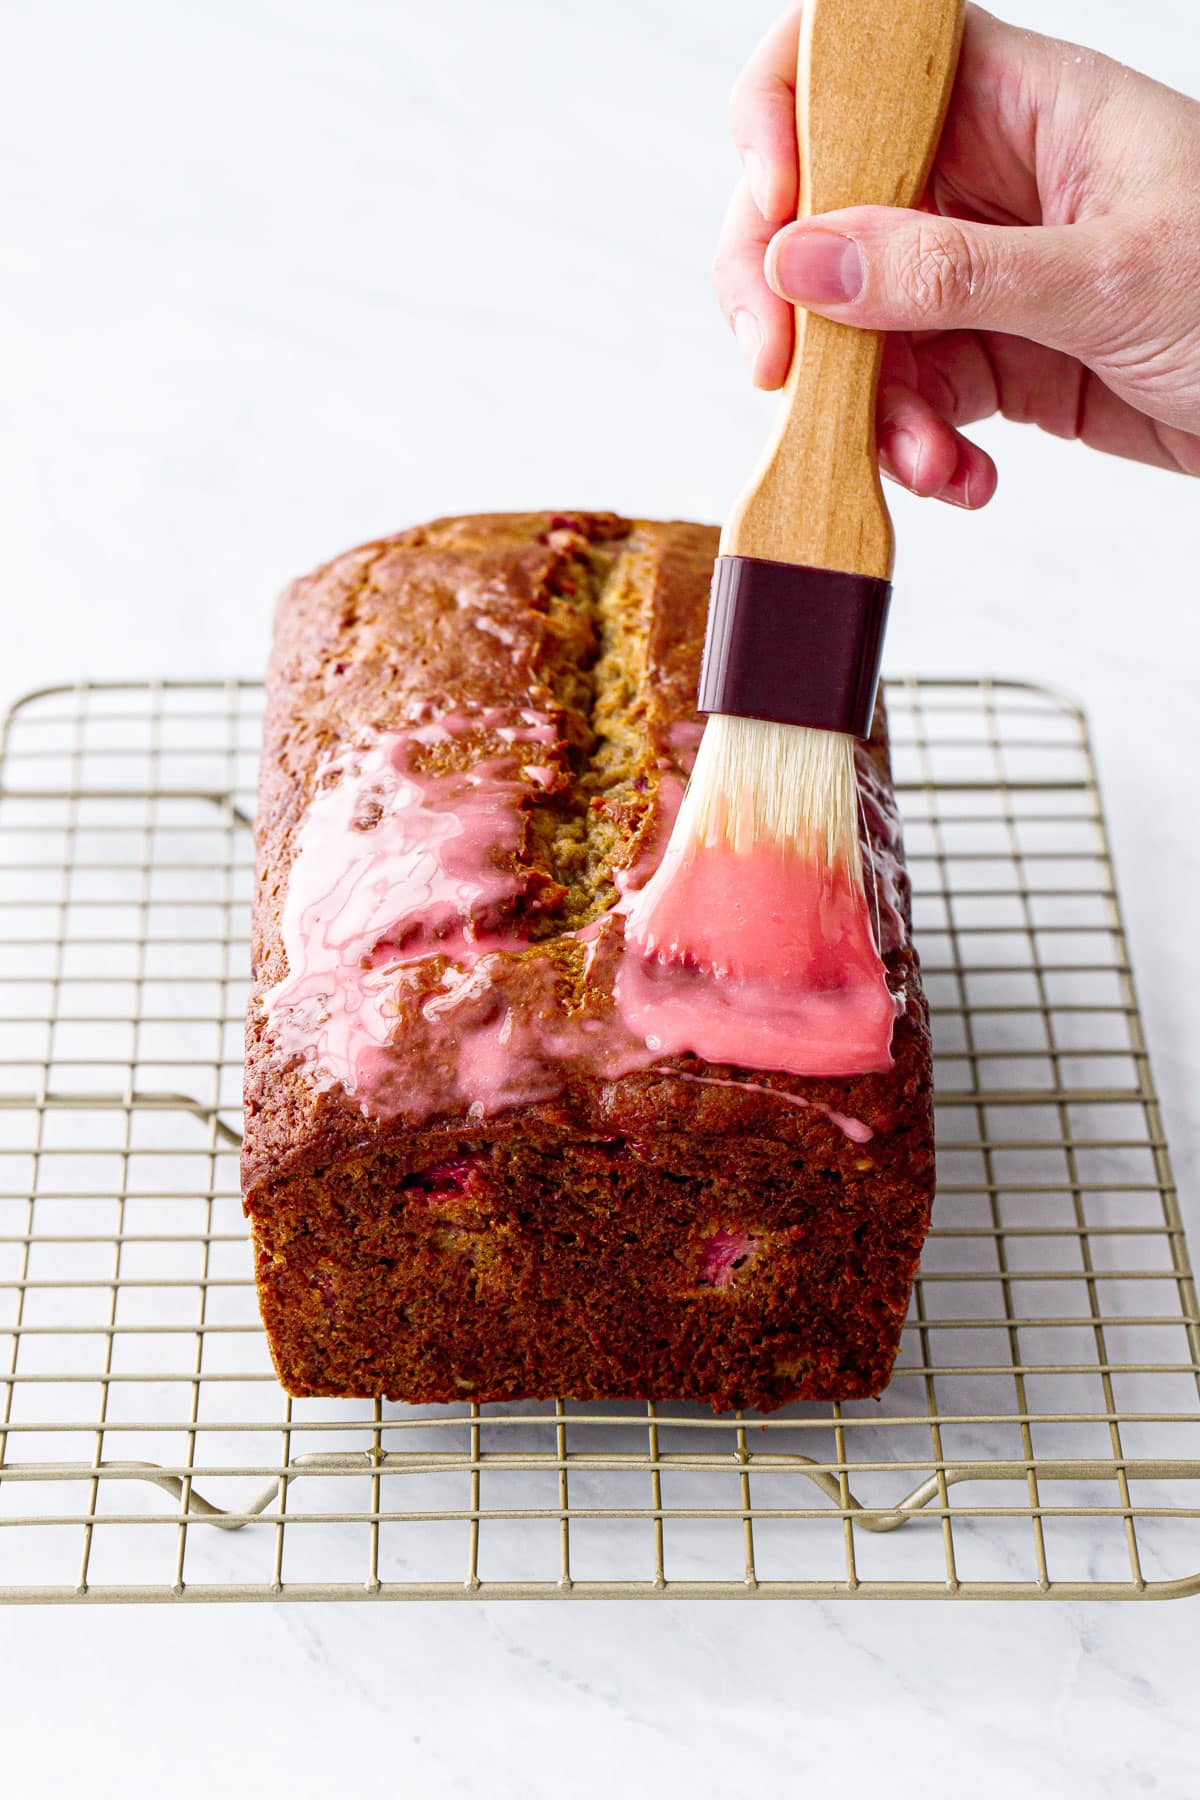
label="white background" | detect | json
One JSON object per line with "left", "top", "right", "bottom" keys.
{"left": 2, "top": 1, "right": 1198, "bottom": 1793}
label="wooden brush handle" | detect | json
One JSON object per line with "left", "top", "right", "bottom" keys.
{"left": 720, "top": 0, "right": 964, "bottom": 578}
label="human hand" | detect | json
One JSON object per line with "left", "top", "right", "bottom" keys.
{"left": 714, "top": 5, "right": 1200, "bottom": 506}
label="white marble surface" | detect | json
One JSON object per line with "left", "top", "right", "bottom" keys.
{"left": 1, "top": 0, "right": 1199, "bottom": 1793}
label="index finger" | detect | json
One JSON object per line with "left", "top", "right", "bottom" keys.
{"left": 728, "top": 7, "right": 803, "bottom": 225}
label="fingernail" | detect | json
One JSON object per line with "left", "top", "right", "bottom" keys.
{"left": 744, "top": 149, "right": 772, "bottom": 218}
{"left": 941, "top": 469, "right": 973, "bottom": 508}
{"left": 889, "top": 427, "right": 925, "bottom": 492}
{"left": 733, "top": 309, "right": 763, "bottom": 379}
{"left": 773, "top": 230, "right": 864, "bottom": 304}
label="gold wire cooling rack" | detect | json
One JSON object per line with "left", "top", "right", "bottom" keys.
{"left": 0, "top": 676, "right": 1197, "bottom": 1604}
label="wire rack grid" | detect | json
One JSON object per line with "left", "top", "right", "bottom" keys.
{"left": 0, "top": 676, "right": 1197, "bottom": 1604}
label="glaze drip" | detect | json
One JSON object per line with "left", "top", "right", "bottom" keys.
{"left": 668, "top": 1071, "right": 874, "bottom": 1142}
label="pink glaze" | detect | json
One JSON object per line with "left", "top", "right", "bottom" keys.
{"left": 265, "top": 712, "right": 906, "bottom": 1121}
{"left": 853, "top": 751, "right": 907, "bottom": 958}
{"left": 347, "top": 953, "right": 647, "bottom": 1122}
{"left": 273, "top": 722, "right": 551, "bottom": 965}
{"left": 668, "top": 1071, "right": 873, "bottom": 1143}
{"left": 618, "top": 840, "right": 898, "bottom": 1077}
{"left": 698, "top": 1227, "right": 761, "bottom": 1289}
{"left": 264, "top": 713, "right": 568, "bottom": 1112}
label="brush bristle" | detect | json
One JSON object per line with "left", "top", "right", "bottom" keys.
{"left": 672, "top": 715, "right": 863, "bottom": 877}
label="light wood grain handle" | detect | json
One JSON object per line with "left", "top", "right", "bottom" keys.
{"left": 721, "top": 0, "right": 964, "bottom": 577}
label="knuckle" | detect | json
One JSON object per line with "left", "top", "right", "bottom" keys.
{"left": 919, "top": 360, "right": 960, "bottom": 423}
{"left": 1075, "top": 217, "right": 1169, "bottom": 362}
{"left": 710, "top": 248, "right": 739, "bottom": 310}
{"left": 1097, "top": 217, "right": 1160, "bottom": 294}
{"left": 728, "top": 69, "right": 790, "bottom": 144}
{"left": 726, "top": 71, "right": 755, "bottom": 140}
{"left": 900, "top": 222, "right": 982, "bottom": 317}
{"left": 711, "top": 243, "right": 734, "bottom": 286}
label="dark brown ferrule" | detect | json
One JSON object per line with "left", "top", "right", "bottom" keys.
{"left": 697, "top": 555, "right": 892, "bottom": 739}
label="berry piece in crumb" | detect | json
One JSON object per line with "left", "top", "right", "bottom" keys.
{"left": 698, "top": 1227, "right": 761, "bottom": 1289}
{"left": 402, "top": 1157, "right": 489, "bottom": 1202}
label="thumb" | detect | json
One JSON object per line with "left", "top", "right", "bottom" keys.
{"left": 765, "top": 206, "right": 1128, "bottom": 359}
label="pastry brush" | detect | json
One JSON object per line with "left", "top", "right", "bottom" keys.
{"left": 624, "top": 0, "right": 964, "bottom": 1072}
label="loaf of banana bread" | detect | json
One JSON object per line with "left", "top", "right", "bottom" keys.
{"left": 242, "top": 511, "right": 934, "bottom": 1410}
